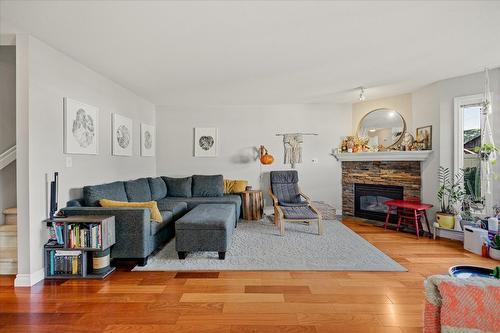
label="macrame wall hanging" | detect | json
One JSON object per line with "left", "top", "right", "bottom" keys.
{"left": 480, "top": 68, "right": 495, "bottom": 199}
{"left": 276, "top": 133, "right": 318, "bottom": 168}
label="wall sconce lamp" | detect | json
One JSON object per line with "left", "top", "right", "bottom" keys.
{"left": 259, "top": 145, "right": 274, "bottom": 165}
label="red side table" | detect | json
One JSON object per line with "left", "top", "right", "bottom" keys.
{"left": 383, "top": 199, "right": 433, "bottom": 239}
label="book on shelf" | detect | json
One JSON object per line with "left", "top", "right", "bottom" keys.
{"left": 46, "top": 249, "right": 83, "bottom": 276}
{"left": 68, "top": 223, "right": 102, "bottom": 248}
{"left": 48, "top": 222, "right": 65, "bottom": 245}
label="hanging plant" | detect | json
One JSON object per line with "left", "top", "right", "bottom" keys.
{"left": 474, "top": 143, "right": 498, "bottom": 163}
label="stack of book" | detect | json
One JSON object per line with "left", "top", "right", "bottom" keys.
{"left": 68, "top": 223, "right": 101, "bottom": 248}
{"left": 46, "top": 250, "right": 83, "bottom": 276}
{"left": 48, "top": 222, "right": 65, "bottom": 245}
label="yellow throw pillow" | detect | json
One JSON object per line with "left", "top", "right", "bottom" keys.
{"left": 99, "top": 199, "right": 162, "bottom": 223}
{"left": 224, "top": 179, "right": 248, "bottom": 194}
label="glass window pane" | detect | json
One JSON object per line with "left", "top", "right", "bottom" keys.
{"left": 463, "top": 105, "right": 481, "bottom": 201}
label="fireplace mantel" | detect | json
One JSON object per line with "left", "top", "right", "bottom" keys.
{"left": 333, "top": 150, "right": 433, "bottom": 162}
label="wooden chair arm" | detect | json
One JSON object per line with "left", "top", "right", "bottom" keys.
{"left": 308, "top": 203, "right": 322, "bottom": 219}
{"left": 268, "top": 188, "right": 279, "bottom": 206}
{"left": 299, "top": 191, "right": 311, "bottom": 203}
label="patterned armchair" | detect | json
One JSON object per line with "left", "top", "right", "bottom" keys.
{"left": 268, "top": 170, "right": 323, "bottom": 236}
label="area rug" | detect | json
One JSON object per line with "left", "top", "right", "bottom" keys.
{"left": 133, "top": 219, "right": 406, "bottom": 272}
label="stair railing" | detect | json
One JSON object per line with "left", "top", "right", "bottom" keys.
{"left": 0, "top": 145, "right": 16, "bottom": 170}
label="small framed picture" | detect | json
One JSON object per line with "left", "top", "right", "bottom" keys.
{"left": 194, "top": 127, "right": 218, "bottom": 157}
{"left": 416, "top": 125, "right": 432, "bottom": 150}
{"left": 140, "top": 123, "right": 155, "bottom": 157}
{"left": 112, "top": 113, "right": 133, "bottom": 156}
{"left": 63, "top": 98, "right": 98, "bottom": 155}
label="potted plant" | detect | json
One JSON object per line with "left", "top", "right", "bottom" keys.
{"left": 490, "top": 235, "right": 500, "bottom": 261}
{"left": 474, "top": 143, "right": 498, "bottom": 162}
{"left": 436, "top": 167, "right": 465, "bottom": 229}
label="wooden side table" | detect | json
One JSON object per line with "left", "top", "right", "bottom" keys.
{"left": 241, "top": 190, "right": 264, "bottom": 220}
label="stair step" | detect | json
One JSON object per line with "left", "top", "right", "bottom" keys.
{"left": 0, "top": 209, "right": 17, "bottom": 274}
{"left": 3, "top": 207, "right": 17, "bottom": 225}
{"left": 0, "top": 261, "right": 17, "bottom": 275}
{"left": 0, "top": 224, "right": 16, "bottom": 233}
{"left": 0, "top": 247, "right": 17, "bottom": 260}
{"left": 3, "top": 207, "right": 17, "bottom": 215}
{"left": 0, "top": 225, "right": 17, "bottom": 248}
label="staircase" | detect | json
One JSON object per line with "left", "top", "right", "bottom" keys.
{"left": 0, "top": 207, "right": 17, "bottom": 274}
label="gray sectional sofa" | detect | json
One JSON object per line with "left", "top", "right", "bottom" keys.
{"left": 62, "top": 175, "right": 241, "bottom": 265}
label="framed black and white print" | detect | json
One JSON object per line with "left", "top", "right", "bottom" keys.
{"left": 64, "top": 97, "right": 98, "bottom": 155}
{"left": 194, "top": 127, "right": 218, "bottom": 157}
{"left": 112, "top": 113, "right": 133, "bottom": 156}
{"left": 141, "top": 123, "right": 155, "bottom": 157}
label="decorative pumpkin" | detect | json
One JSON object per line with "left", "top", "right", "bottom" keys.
{"left": 259, "top": 145, "right": 274, "bottom": 165}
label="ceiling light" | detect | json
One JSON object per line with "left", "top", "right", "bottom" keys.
{"left": 368, "top": 129, "right": 376, "bottom": 133}
{"left": 359, "top": 87, "right": 366, "bottom": 101}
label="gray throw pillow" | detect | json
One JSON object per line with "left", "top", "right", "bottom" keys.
{"left": 124, "top": 178, "right": 152, "bottom": 202}
{"left": 148, "top": 177, "right": 167, "bottom": 200}
{"left": 83, "top": 181, "right": 128, "bottom": 207}
{"left": 162, "top": 176, "right": 192, "bottom": 198}
{"left": 192, "top": 175, "right": 224, "bottom": 197}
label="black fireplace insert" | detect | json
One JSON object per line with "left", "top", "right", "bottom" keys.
{"left": 354, "top": 183, "right": 403, "bottom": 223}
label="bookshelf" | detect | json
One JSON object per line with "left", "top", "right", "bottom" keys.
{"left": 44, "top": 215, "right": 116, "bottom": 279}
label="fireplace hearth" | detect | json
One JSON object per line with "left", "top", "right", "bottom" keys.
{"left": 354, "top": 183, "right": 403, "bottom": 223}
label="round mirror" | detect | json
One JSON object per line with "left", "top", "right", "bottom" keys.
{"left": 357, "top": 108, "right": 406, "bottom": 148}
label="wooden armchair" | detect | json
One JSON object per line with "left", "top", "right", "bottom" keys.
{"left": 269, "top": 170, "right": 323, "bottom": 236}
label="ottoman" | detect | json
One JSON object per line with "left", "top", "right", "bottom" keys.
{"left": 175, "top": 204, "right": 236, "bottom": 260}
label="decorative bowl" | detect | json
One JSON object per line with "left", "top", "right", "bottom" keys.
{"left": 449, "top": 265, "right": 495, "bottom": 279}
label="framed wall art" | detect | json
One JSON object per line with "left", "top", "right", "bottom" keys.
{"left": 194, "top": 127, "right": 218, "bottom": 157}
{"left": 112, "top": 113, "right": 133, "bottom": 156}
{"left": 64, "top": 97, "right": 98, "bottom": 155}
{"left": 141, "top": 123, "right": 155, "bottom": 157}
{"left": 416, "top": 125, "right": 432, "bottom": 150}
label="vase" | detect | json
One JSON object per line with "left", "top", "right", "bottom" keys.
{"left": 436, "top": 213, "right": 455, "bottom": 229}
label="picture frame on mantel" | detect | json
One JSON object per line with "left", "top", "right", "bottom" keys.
{"left": 194, "top": 127, "right": 218, "bottom": 157}
{"left": 416, "top": 125, "right": 432, "bottom": 150}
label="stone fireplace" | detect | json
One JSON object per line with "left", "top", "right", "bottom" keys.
{"left": 342, "top": 161, "right": 422, "bottom": 221}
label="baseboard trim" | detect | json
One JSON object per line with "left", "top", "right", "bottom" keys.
{"left": 14, "top": 268, "right": 44, "bottom": 287}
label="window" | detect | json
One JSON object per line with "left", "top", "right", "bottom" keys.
{"left": 454, "top": 94, "right": 489, "bottom": 213}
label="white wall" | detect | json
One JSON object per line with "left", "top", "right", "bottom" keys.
{"left": 0, "top": 45, "right": 17, "bottom": 222}
{"left": 156, "top": 104, "right": 352, "bottom": 208}
{"left": 16, "top": 36, "right": 156, "bottom": 285}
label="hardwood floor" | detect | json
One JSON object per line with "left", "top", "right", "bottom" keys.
{"left": 1, "top": 217, "right": 497, "bottom": 332}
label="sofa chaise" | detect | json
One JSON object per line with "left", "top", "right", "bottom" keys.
{"left": 62, "top": 175, "right": 241, "bottom": 265}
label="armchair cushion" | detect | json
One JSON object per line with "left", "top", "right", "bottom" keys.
{"left": 280, "top": 201, "right": 309, "bottom": 207}
{"left": 280, "top": 206, "right": 317, "bottom": 219}
{"left": 270, "top": 171, "right": 301, "bottom": 204}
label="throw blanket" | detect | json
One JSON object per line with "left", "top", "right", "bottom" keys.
{"left": 424, "top": 275, "right": 500, "bottom": 333}
{"left": 283, "top": 134, "right": 303, "bottom": 168}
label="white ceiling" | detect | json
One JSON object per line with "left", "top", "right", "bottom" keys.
{"left": 1, "top": 1, "right": 500, "bottom": 106}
